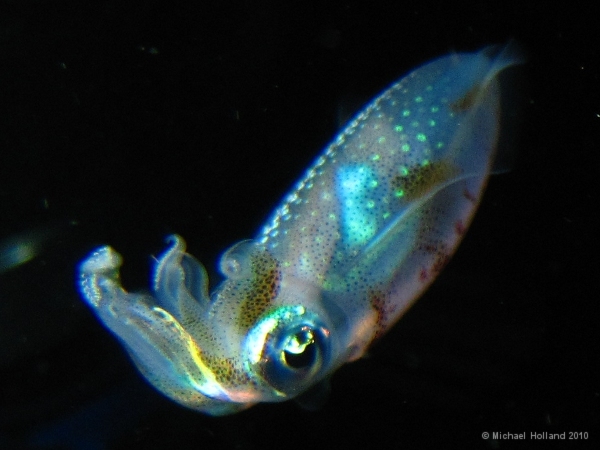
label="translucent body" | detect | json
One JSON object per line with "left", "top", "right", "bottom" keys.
{"left": 79, "top": 42, "right": 524, "bottom": 415}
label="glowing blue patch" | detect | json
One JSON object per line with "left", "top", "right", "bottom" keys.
{"left": 336, "top": 165, "right": 379, "bottom": 246}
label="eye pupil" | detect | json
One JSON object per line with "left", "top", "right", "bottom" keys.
{"left": 283, "top": 329, "right": 317, "bottom": 369}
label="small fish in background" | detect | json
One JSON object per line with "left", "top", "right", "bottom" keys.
{"left": 78, "top": 41, "right": 525, "bottom": 415}
{"left": 0, "top": 221, "right": 76, "bottom": 273}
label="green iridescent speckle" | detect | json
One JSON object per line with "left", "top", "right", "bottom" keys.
{"left": 429, "top": 120, "right": 436, "bottom": 127}
{"left": 415, "top": 96, "right": 423, "bottom": 103}
{"left": 421, "top": 159, "right": 430, "bottom": 166}
{"left": 394, "top": 189, "right": 405, "bottom": 198}
{"left": 399, "top": 165, "right": 409, "bottom": 176}
{"left": 416, "top": 133, "right": 427, "bottom": 142}
{"left": 378, "top": 136, "right": 386, "bottom": 144}
{"left": 367, "top": 200, "right": 375, "bottom": 208}
{"left": 394, "top": 125, "right": 404, "bottom": 132}
{"left": 370, "top": 180, "right": 378, "bottom": 188}
{"left": 436, "top": 141, "right": 444, "bottom": 149}
{"left": 372, "top": 154, "right": 380, "bottom": 161}
{"left": 383, "top": 211, "right": 391, "bottom": 219}
{"left": 431, "top": 106, "right": 439, "bottom": 113}
{"left": 402, "top": 110, "right": 410, "bottom": 117}
{"left": 401, "top": 143, "right": 410, "bottom": 152}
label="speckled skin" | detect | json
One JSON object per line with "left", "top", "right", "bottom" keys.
{"left": 78, "top": 42, "right": 523, "bottom": 415}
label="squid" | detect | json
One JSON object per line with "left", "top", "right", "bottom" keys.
{"left": 79, "top": 42, "right": 524, "bottom": 415}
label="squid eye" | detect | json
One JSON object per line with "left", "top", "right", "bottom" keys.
{"left": 282, "top": 327, "right": 317, "bottom": 369}
{"left": 243, "top": 306, "right": 332, "bottom": 396}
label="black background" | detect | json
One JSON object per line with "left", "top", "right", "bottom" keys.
{"left": 0, "top": 1, "right": 598, "bottom": 449}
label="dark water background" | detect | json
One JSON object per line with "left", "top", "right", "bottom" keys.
{"left": 1, "top": 1, "right": 598, "bottom": 449}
